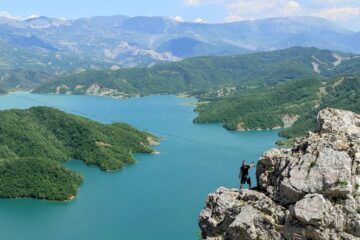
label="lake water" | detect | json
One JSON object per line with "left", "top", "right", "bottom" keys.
{"left": 0, "top": 92, "right": 280, "bottom": 240}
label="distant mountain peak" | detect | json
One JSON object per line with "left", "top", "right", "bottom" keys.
{"left": 24, "top": 15, "right": 70, "bottom": 29}
{"left": 25, "top": 15, "right": 48, "bottom": 21}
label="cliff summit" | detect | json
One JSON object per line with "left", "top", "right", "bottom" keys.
{"left": 199, "top": 108, "right": 360, "bottom": 240}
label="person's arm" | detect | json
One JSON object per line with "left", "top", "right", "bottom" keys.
{"left": 239, "top": 168, "right": 242, "bottom": 178}
{"left": 250, "top": 162, "right": 256, "bottom": 168}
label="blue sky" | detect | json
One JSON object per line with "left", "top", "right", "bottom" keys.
{"left": 1, "top": 0, "right": 360, "bottom": 30}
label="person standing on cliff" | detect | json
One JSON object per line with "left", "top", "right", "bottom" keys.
{"left": 239, "top": 160, "right": 256, "bottom": 190}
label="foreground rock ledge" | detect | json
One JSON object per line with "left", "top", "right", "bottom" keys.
{"left": 199, "top": 108, "right": 360, "bottom": 240}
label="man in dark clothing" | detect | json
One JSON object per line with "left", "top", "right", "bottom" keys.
{"left": 239, "top": 160, "right": 256, "bottom": 190}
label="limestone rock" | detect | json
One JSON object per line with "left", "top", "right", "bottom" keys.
{"left": 199, "top": 188, "right": 287, "bottom": 240}
{"left": 317, "top": 108, "right": 360, "bottom": 138}
{"left": 200, "top": 108, "right": 360, "bottom": 240}
{"left": 227, "top": 205, "right": 282, "bottom": 240}
{"left": 293, "top": 194, "right": 341, "bottom": 229}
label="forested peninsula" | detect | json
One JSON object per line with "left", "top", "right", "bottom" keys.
{"left": 0, "top": 106, "right": 157, "bottom": 201}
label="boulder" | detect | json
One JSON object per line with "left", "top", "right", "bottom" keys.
{"left": 293, "top": 194, "right": 341, "bottom": 229}
{"left": 199, "top": 188, "right": 287, "bottom": 240}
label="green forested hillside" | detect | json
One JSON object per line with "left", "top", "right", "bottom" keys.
{"left": 196, "top": 76, "right": 360, "bottom": 143}
{"left": 281, "top": 76, "right": 360, "bottom": 138}
{"left": 34, "top": 47, "right": 360, "bottom": 96}
{"left": 0, "top": 69, "right": 51, "bottom": 91}
{"left": 194, "top": 79, "right": 321, "bottom": 130}
{"left": 0, "top": 158, "right": 83, "bottom": 201}
{"left": 0, "top": 107, "right": 156, "bottom": 200}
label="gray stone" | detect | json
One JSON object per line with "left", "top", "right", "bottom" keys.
{"left": 228, "top": 205, "right": 282, "bottom": 240}
{"left": 199, "top": 108, "right": 360, "bottom": 240}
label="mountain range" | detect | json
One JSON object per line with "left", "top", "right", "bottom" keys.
{"left": 1, "top": 15, "right": 360, "bottom": 71}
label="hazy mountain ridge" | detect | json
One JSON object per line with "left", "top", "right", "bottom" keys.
{"left": 0, "top": 15, "right": 359, "bottom": 67}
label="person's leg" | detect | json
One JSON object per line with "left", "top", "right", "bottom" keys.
{"left": 240, "top": 178, "right": 244, "bottom": 190}
{"left": 248, "top": 177, "right": 252, "bottom": 189}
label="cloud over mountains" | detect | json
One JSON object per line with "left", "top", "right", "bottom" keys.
{"left": 183, "top": 0, "right": 360, "bottom": 30}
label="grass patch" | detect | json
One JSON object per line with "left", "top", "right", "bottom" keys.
{"left": 276, "top": 138, "right": 296, "bottom": 148}
{"left": 337, "top": 180, "right": 348, "bottom": 186}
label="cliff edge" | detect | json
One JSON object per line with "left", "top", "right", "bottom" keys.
{"left": 199, "top": 108, "right": 360, "bottom": 240}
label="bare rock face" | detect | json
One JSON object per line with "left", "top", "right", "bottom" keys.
{"left": 199, "top": 188, "right": 287, "bottom": 240}
{"left": 199, "top": 108, "right": 360, "bottom": 240}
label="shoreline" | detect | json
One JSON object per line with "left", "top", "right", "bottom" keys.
{"left": 0, "top": 194, "right": 77, "bottom": 202}
{"left": 2, "top": 92, "right": 284, "bottom": 137}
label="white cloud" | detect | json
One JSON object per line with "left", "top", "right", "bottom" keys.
{"left": 0, "top": 11, "right": 22, "bottom": 20}
{"left": 314, "top": 0, "right": 359, "bottom": 6}
{"left": 172, "top": 16, "right": 185, "bottom": 22}
{"left": 0, "top": 11, "right": 41, "bottom": 21}
{"left": 184, "top": 0, "right": 204, "bottom": 6}
{"left": 224, "top": 14, "right": 254, "bottom": 22}
{"left": 182, "top": 0, "right": 360, "bottom": 30}
{"left": 312, "top": 7, "right": 360, "bottom": 22}
{"left": 27, "top": 14, "right": 40, "bottom": 20}
{"left": 193, "top": 17, "right": 207, "bottom": 23}
{"left": 224, "top": 0, "right": 303, "bottom": 22}
{"left": 184, "top": 0, "right": 224, "bottom": 7}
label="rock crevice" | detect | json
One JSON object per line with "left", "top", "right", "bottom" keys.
{"left": 199, "top": 108, "right": 360, "bottom": 240}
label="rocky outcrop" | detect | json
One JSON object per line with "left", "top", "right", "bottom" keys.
{"left": 85, "top": 84, "right": 130, "bottom": 99}
{"left": 53, "top": 83, "right": 132, "bottom": 99}
{"left": 199, "top": 108, "right": 360, "bottom": 240}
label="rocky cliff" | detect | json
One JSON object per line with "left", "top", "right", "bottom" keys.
{"left": 199, "top": 108, "right": 360, "bottom": 240}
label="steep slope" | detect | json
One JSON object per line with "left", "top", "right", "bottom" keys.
{"left": 282, "top": 76, "right": 360, "bottom": 139}
{"left": 34, "top": 47, "right": 360, "bottom": 97}
{"left": 0, "top": 26, "right": 109, "bottom": 70}
{"left": 0, "top": 107, "right": 157, "bottom": 200}
{"left": 199, "top": 108, "right": 360, "bottom": 240}
{"left": 156, "top": 37, "right": 250, "bottom": 57}
{"left": 196, "top": 75, "right": 360, "bottom": 141}
{"left": 0, "top": 30, "right": 111, "bottom": 90}
{"left": 0, "top": 69, "right": 51, "bottom": 90}
{"left": 194, "top": 78, "right": 321, "bottom": 130}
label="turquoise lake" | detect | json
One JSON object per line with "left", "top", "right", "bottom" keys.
{"left": 0, "top": 92, "right": 280, "bottom": 240}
